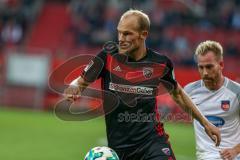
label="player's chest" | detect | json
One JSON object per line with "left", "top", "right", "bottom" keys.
{"left": 190, "top": 90, "right": 238, "bottom": 117}
{"left": 106, "top": 55, "right": 166, "bottom": 85}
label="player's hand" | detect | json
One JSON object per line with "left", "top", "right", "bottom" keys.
{"left": 220, "top": 148, "right": 238, "bottom": 160}
{"left": 63, "top": 85, "right": 81, "bottom": 101}
{"left": 204, "top": 123, "right": 221, "bottom": 147}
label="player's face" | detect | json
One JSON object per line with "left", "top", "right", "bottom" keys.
{"left": 117, "top": 16, "right": 146, "bottom": 55}
{"left": 197, "top": 51, "right": 224, "bottom": 90}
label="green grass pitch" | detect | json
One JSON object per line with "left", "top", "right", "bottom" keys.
{"left": 0, "top": 107, "right": 196, "bottom": 160}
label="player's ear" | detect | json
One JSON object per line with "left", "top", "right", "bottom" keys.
{"left": 140, "top": 30, "right": 148, "bottom": 39}
{"left": 219, "top": 60, "right": 224, "bottom": 70}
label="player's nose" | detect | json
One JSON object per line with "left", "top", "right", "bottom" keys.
{"left": 118, "top": 33, "right": 125, "bottom": 42}
{"left": 202, "top": 68, "right": 208, "bottom": 76}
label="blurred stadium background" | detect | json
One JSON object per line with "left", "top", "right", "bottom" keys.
{"left": 0, "top": 0, "right": 239, "bottom": 159}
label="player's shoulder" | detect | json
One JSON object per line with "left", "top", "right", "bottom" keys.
{"left": 225, "top": 77, "right": 240, "bottom": 95}
{"left": 95, "top": 41, "right": 118, "bottom": 60}
{"left": 184, "top": 80, "right": 202, "bottom": 94}
{"left": 147, "top": 48, "right": 173, "bottom": 64}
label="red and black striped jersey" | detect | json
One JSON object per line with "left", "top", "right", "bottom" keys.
{"left": 82, "top": 45, "right": 177, "bottom": 149}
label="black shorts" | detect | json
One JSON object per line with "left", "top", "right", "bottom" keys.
{"left": 114, "top": 134, "right": 176, "bottom": 160}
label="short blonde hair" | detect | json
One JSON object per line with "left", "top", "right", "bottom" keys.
{"left": 120, "top": 9, "right": 150, "bottom": 31}
{"left": 195, "top": 40, "right": 223, "bottom": 61}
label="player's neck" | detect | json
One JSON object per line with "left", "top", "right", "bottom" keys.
{"left": 131, "top": 45, "right": 147, "bottom": 61}
{"left": 216, "top": 74, "right": 225, "bottom": 89}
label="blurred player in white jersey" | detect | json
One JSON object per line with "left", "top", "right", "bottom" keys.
{"left": 185, "top": 40, "right": 240, "bottom": 160}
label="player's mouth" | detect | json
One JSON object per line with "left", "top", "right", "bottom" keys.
{"left": 203, "top": 80, "right": 212, "bottom": 83}
{"left": 119, "top": 42, "right": 131, "bottom": 49}
{"left": 203, "top": 78, "right": 213, "bottom": 81}
{"left": 203, "top": 78, "right": 215, "bottom": 85}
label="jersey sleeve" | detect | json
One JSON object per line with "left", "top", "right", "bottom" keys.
{"left": 81, "top": 50, "right": 106, "bottom": 83}
{"left": 184, "top": 84, "right": 192, "bottom": 94}
{"left": 184, "top": 80, "right": 201, "bottom": 95}
{"left": 161, "top": 57, "right": 178, "bottom": 89}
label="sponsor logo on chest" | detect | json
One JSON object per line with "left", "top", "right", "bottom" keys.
{"left": 205, "top": 116, "right": 225, "bottom": 127}
{"left": 109, "top": 82, "right": 153, "bottom": 95}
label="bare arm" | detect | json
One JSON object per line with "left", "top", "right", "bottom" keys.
{"left": 64, "top": 76, "right": 90, "bottom": 101}
{"left": 220, "top": 144, "right": 240, "bottom": 160}
{"left": 170, "top": 83, "right": 221, "bottom": 146}
{"left": 234, "top": 144, "right": 240, "bottom": 155}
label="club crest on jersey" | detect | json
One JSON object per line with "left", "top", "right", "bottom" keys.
{"left": 221, "top": 100, "right": 230, "bottom": 111}
{"left": 143, "top": 67, "right": 153, "bottom": 79}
